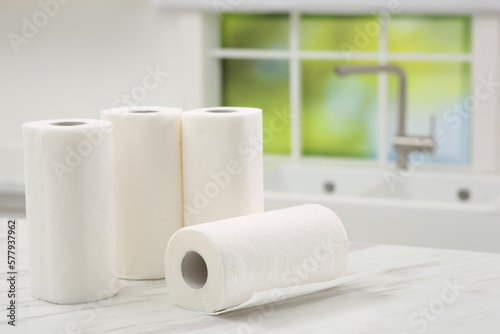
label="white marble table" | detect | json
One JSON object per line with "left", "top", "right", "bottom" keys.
{"left": 1, "top": 219, "right": 499, "bottom": 333}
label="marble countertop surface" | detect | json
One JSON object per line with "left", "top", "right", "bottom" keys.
{"left": 1, "top": 219, "right": 499, "bottom": 333}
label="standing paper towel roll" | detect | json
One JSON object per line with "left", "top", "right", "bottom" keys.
{"left": 165, "top": 204, "right": 349, "bottom": 313}
{"left": 182, "top": 107, "right": 263, "bottom": 226}
{"left": 101, "top": 106, "right": 183, "bottom": 279}
{"left": 23, "top": 119, "right": 117, "bottom": 304}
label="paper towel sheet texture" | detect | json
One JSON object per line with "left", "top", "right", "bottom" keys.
{"left": 182, "top": 107, "right": 264, "bottom": 226}
{"left": 165, "top": 204, "right": 349, "bottom": 313}
{"left": 23, "top": 119, "right": 117, "bottom": 304}
{"left": 101, "top": 107, "right": 183, "bottom": 279}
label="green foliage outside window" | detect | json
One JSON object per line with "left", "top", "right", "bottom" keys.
{"left": 221, "top": 14, "right": 471, "bottom": 163}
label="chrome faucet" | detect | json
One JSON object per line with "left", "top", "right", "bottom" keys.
{"left": 335, "top": 65, "right": 435, "bottom": 170}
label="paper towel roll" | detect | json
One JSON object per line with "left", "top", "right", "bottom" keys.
{"left": 23, "top": 119, "right": 117, "bottom": 304}
{"left": 182, "top": 107, "right": 264, "bottom": 226}
{"left": 165, "top": 204, "right": 349, "bottom": 313}
{"left": 101, "top": 106, "right": 183, "bottom": 279}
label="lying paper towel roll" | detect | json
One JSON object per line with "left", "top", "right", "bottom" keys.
{"left": 23, "top": 119, "right": 117, "bottom": 304}
{"left": 165, "top": 204, "right": 349, "bottom": 313}
{"left": 182, "top": 107, "right": 263, "bottom": 226}
{"left": 101, "top": 106, "right": 183, "bottom": 279}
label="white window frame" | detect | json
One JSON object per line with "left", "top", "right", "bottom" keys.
{"left": 174, "top": 11, "right": 500, "bottom": 173}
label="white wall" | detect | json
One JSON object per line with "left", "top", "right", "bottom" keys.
{"left": 0, "top": 0, "right": 181, "bottom": 190}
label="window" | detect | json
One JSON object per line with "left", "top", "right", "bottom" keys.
{"left": 218, "top": 14, "right": 472, "bottom": 165}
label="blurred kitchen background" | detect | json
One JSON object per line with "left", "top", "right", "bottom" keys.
{"left": 1, "top": 0, "right": 500, "bottom": 252}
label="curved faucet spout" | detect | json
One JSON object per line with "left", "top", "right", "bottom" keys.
{"left": 335, "top": 64, "right": 435, "bottom": 170}
{"left": 335, "top": 65, "right": 406, "bottom": 137}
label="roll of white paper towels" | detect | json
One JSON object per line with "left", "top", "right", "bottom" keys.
{"left": 182, "top": 107, "right": 264, "bottom": 226}
{"left": 165, "top": 204, "right": 349, "bottom": 314}
{"left": 23, "top": 119, "right": 117, "bottom": 304}
{"left": 101, "top": 106, "right": 183, "bottom": 279}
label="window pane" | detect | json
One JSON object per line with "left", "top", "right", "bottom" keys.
{"left": 221, "top": 14, "right": 289, "bottom": 49}
{"left": 387, "top": 61, "right": 471, "bottom": 164}
{"left": 389, "top": 16, "right": 471, "bottom": 53}
{"left": 222, "top": 59, "right": 290, "bottom": 154}
{"left": 301, "top": 15, "right": 379, "bottom": 51}
{"left": 302, "top": 60, "right": 378, "bottom": 158}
